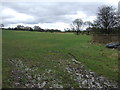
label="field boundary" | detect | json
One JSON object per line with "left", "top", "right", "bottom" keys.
{"left": 92, "top": 34, "right": 119, "bottom": 44}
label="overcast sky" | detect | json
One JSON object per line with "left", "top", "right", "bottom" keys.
{"left": 1, "top": 0, "right": 120, "bottom": 31}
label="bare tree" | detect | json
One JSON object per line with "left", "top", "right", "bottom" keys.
{"left": 84, "top": 21, "right": 92, "bottom": 28}
{"left": 84, "top": 21, "right": 92, "bottom": 34}
{"left": 72, "top": 18, "right": 83, "bottom": 35}
{"left": 94, "top": 5, "right": 117, "bottom": 34}
{"left": 84, "top": 21, "right": 92, "bottom": 31}
{"left": 17, "top": 25, "right": 24, "bottom": 30}
{"left": 70, "top": 23, "right": 75, "bottom": 31}
{"left": 1, "top": 24, "right": 4, "bottom": 30}
{"left": 116, "top": 4, "right": 120, "bottom": 30}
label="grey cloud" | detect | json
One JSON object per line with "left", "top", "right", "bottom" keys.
{"left": 2, "top": 2, "right": 105, "bottom": 26}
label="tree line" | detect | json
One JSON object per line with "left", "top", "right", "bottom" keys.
{"left": 1, "top": 25, "right": 61, "bottom": 33}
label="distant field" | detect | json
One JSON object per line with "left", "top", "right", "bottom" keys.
{"left": 2, "top": 30, "right": 118, "bottom": 88}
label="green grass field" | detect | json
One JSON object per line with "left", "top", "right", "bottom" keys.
{"left": 2, "top": 30, "right": 118, "bottom": 88}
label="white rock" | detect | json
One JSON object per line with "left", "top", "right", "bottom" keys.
{"left": 25, "top": 84, "right": 29, "bottom": 87}
{"left": 41, "top": 81, "right": 46, "bottom": 88}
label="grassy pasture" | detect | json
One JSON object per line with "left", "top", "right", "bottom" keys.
{"left": 2, "top": 30, "right": 118, "bottom": 88}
